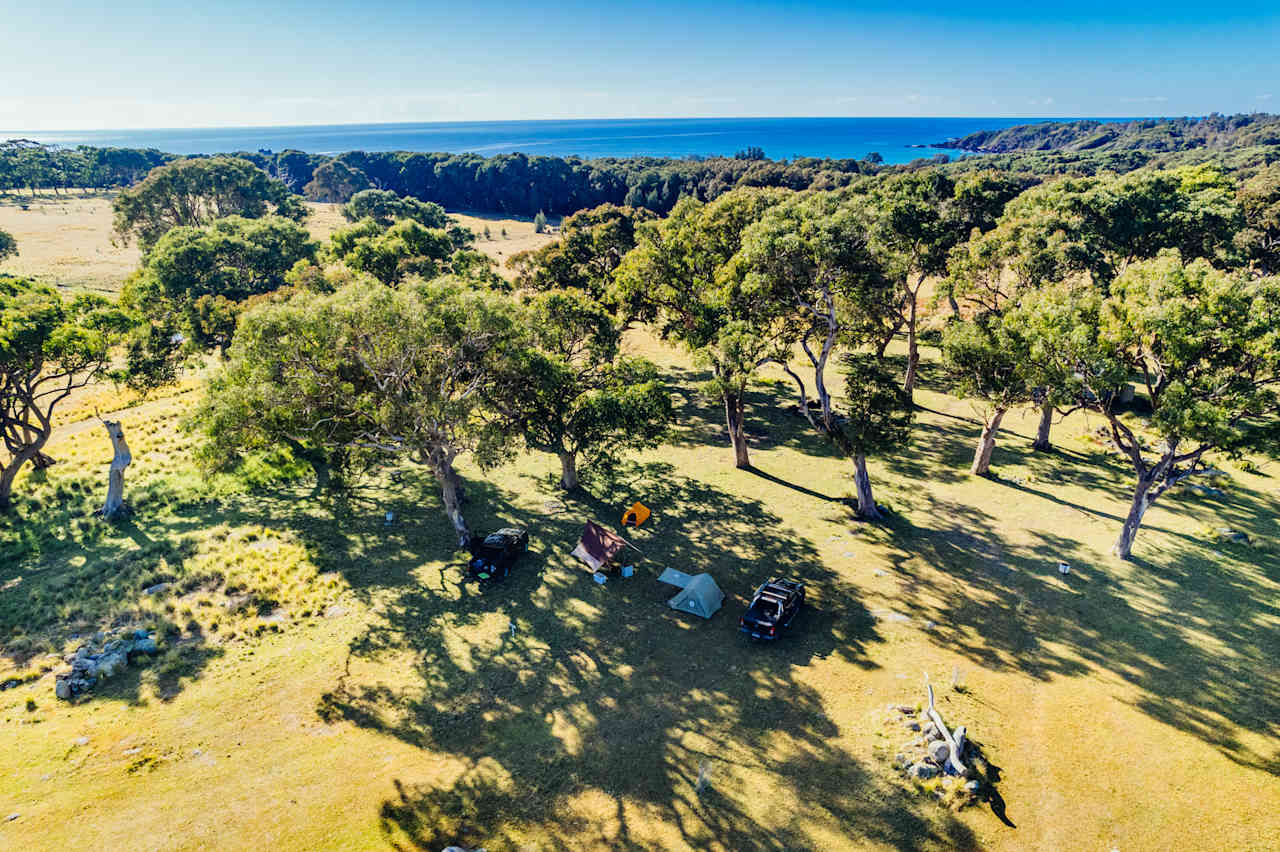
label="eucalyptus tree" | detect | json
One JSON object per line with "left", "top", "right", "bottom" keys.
{"left": 509, "top": 204, "right": 654, "bottom": 303}
{"left": 0, "top": 229, "right": 15, "bottom": 262}
{"left": 326, "top": 218, "right": 459, "bottom": 285}
{"left": 113, "top": 157, "right": 305, "bottom": 252}
{"left": 736, "top": 192, "right": 908, "bottom": 519}
{"left": 302, "top": 160, "right": 371, "bottom": 203}
{"left": 1010, "top": 252, "right": 1280, "bottom": 560}
{"left": 196, "top": 278, "right": 525, "bottom": 544}
{"left": 121, "top": 214, "right": 317, "bottom": 365}
{"left": 940, "top": 313, "right": 1037, "bottom": 476}
{"left": 1072, "top": 165, "right": 1241, "bottom": 282}
{"left": 493, "top": 290, "right": 672, "bottom": 490}
{"left": 1237, "top": 163, "right": 1280, "bottom": 275}
{"left": 615, "top": 188, "right": 790, "bottom": 469}
{"left": 943, "top": 166, "right": 1242, "bottom": 454}
{"left": 341, "top": 189, "right": 449, "bottom": 228}
{"left": 865, "top": 169, "right": 1023, "bottom": 397}
{"left": 0, "top": 276, "right": 128, "bottom": 510}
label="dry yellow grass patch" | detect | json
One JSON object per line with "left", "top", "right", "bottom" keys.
{"left": 0, "top": 194, "right": 139, "bottom": 293}
{"left": 449, "top": 210, "right": 557, "bottom": 277}
{"left": 2, "top": 335, "right": 1276, "bottom": 850}
{"left": 2, "top": 194, "right": 1277, "bottom": 850}
{"left": 0, "top": 196, "right": 556, "bottom": 295}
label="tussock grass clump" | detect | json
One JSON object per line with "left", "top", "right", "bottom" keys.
{"left": 0, "top": 394, "right": 349, "bottom": 686}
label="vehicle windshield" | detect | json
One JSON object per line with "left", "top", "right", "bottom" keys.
{"left": 482, "top": 533, "right": 506, "bottom": 547}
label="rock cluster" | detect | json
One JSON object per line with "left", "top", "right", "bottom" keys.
{"left": 886, "top": 704, "right": 981, "bottom": 797}
{"left": 54, "top": 629, "right": 159, "bottom": 700}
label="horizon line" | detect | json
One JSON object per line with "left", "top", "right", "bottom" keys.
{"left": 1, "top": 113, "right": 1231, "bottom": 136}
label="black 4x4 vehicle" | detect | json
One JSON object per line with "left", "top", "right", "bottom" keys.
{"left": 739, "top": 578, "right": 805, "bottom": 640}
{"left": 466, "top": 528, "right": 529, "bottom": 583}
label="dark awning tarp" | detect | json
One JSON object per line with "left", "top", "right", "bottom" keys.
{"left": 570, "top": 520, "right": 629, "bottom": 571}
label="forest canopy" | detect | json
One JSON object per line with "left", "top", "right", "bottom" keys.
{"left": 3, "top": 113, "right": 1273, "bottom": 219}
{"left": 935, "top": 113, "right": 1280, "bottom": 155}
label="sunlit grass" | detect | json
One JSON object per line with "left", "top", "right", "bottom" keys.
{"left": 0, "top": 207, "right": 1276, "bottom": 849}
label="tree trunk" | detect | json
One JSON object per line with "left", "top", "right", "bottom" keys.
{"left": 724, "top": 392, "right": 751, "bottom": 469}
{"left": 1032, "top": 401, "right": 1053, "bottom": 452}
{"left": 434, "top": 457, "right": 471, "bottom": 548}
{"left": 0, "top": 457, "right": 26, "bottom": 512}
{"left": 852, "top": 453, "right": 881, "bottom": 520}
{"left": 283, "top": 437, "right": 331, "bottom": 494}
{"left": 558, "top": 450, "right": 579, "bottom": 491}
{"left": 971, "top": 407, "right": 1007, "bottom": 476}
{"left": 0, "top": 437, "right": 50, "bottom": 512}
{"left": 31, "top": 451, "right": 56, "bottom": 470}
{"left": 311, "top": 457, "right": 331, "bottom": 493}
{"left": 1112, "top": 475, "right": 1155, "bottom": 560}
{"left": 99, "top": 420, "right": 132, "bottom": 520}
{"left": 904, "top": 295, "right": 920, "bottom": 397}
{"left": 448, "top": 464, "right": 469, "bottom": 505}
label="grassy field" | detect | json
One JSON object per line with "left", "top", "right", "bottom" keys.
{"left": 1, "top": 198, "right": 1277, "bottom": 851}
{"left": 0, "top": 193, "right": 552, "bottom": 292}
{"left": 0, "top": 192, "right": 141, "bottom": 294}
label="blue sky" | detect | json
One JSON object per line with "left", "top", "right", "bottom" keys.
{"left": 3, "top": 0, "right": 1278, "bottom": 129}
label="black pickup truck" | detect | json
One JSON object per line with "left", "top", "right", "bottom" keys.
{"left": 738, "top": 578, "right": 806, "bottom": 640}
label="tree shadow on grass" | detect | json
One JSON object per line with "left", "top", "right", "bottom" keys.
{"left": 881, "top": 347, "right": 951, "bottom": 396}
{"left": 658, "top": 366, "right": 844, "bottom": 463}
{"left": 744, "top": 466, "right": 846, "bottom": 503}
{"left": 316, "top": 461, "right": 982, "bottom": 850}
{"left": 0, "top": 466, "right": 460, "bottom": 703}
{"left": 861, "top": 477, "right": 1280, "bottom": 776}
{"left": 882, "top": 416, "right": 978, "bottom": 488}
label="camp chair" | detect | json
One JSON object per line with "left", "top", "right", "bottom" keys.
{"left": 621, "top": 501, "right": 651, "bottom": 527}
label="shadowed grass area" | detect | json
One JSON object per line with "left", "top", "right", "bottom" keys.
{"left": 0, "top": 329, "right": 1276, "bottom": 850}
{"left": 319, "top": 465, "right": 985, "bottom": 850}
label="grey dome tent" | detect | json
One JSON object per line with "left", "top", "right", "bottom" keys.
{"left": 666, "top": 573, "right": 724, "bottom": 619}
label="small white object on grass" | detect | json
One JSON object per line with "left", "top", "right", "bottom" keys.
{"left": 509, "top": 620, "right": 516, "bottom": 637}
{"left": 1057, "top": 562, "right": 1070, "bottom": 575}
{"left": 695, "top": 760, "right": 713, "bottom": 794}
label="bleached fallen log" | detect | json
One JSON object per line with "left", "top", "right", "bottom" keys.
{"left": 925, "top": 683, "right": 968, "bottom": 776}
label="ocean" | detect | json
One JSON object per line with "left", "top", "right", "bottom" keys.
{"left": 8, "top": 117, "right": 1079, "bottom": 164}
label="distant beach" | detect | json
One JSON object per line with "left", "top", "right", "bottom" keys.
{"left": 8, "top": 117, "right": 1081, "bottom": 164}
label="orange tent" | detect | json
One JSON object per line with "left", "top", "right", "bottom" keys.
{"left": 621, "top": 501, "right": 651, "bottom": 527}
